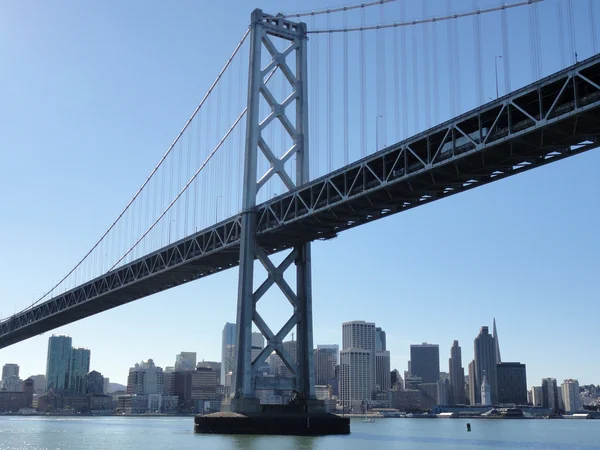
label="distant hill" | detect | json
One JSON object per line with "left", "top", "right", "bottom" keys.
{"left": 107, "top": 382, "right": 126, "bottom": 393}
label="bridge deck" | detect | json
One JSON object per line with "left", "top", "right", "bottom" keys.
{"left": 2, "top": 54, "right": 600, "bottom": 348}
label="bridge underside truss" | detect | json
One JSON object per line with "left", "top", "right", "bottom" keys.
{"left": 1, "top": 53, "right": 600, "bottom": 350}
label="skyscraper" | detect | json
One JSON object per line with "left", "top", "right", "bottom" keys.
{"left": 339, "top": 348, "right": 372, "bottom": 409}
{"left": 473, "top": 326, "right": 498, "bottom": 405}
{"left": 342, "top": 321, "right": 376, "bottom": 396}
{"left": 69, "top": 348, "right": 91, "bottom": 394}
{"left": 375, "top": 327, "right": 386, "bottom": 351}
{"left": 492, "top": 318, "right": 501, "bottom": 363}
{"left": 375, "top": 350, "right": 391, "bottom": 393}
{"left": 221, "top": 322, "right": 236, "bottom": 389}
{"left": 409, "top": 343, "right": 439, "bottom": 384}
{"left": 448, "top": 341, "right": 466, "bottom": 405}
{"left": 496, "top": 362, "right": 527, "bottom": 405}
{"left": 561, "top": 379, "right": 581, "bottom": 413}
{"left": 468, "top": 360, "right": 476, "bottom": 406}
{"left": 1, "top": 364, "right": 19, "bottom": 379}
{"left": 175, "top": 352, "right": 197, "bottom": 371}
{"left": 541, "top": 377, "right": 558, "bottom": 413}
{"left": 46, "top": 335, "right": 72, "bottom": 392}
{"left": 251, "top": 332, "right": 264, "bottom": 364}
{"left": 314, "top": 345, "right": 338, "bottom": 385}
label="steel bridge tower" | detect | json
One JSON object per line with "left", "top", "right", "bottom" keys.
{"left": 227, "top": 9, "right": 318, "bottom": 413}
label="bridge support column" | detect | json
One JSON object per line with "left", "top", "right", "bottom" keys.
{"left": 226, "top": 9, "right": 319, "bottom": 412}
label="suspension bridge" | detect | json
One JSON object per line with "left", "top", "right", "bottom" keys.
{"left": 1, "top": 0, "right": 599, "bottom": 419}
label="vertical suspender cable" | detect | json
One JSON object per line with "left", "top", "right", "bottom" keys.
{"left": 393, "top": 8, "right": 400, "bottom": 143}
{"left": 378, "top": 1, "right": 387, "bottom": 148}
{"left": 557, "top": 1, "right": 566, "bottom": 68}
{"left": 327, "top": 12, "right": 334, "bottom": 171}
{"left": 590, "top": 0, "right": 598, "bottom": 55}
{"left": 431, "top": 11, "right": 440, "bottom": 126}
{"left": 565, "top": 0, "right": 576, "bottom": 64}
{"left": 400, "top": 0, "right": 408, "bottom": 140}
{"left": 422, "top": 1, "right": 431, "bottom": 129}
{"left": 501, "top": 7, "right": 511, "bottom": 95}
{"left": 343, "top": 8, "right": 349, "bottom": 165}
{"left": 472, "top": 0, "right": 484, "bottom": 106}
{"left": 412, "top": 25, "right": 419, "bottom": 134}
{"left": 360, "top": 7, "right": 367, "bottom": 157}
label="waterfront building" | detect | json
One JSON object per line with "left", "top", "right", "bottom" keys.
{"left": 541, "top": 378, "right": 558, "bottom": 412}
{"left": 342, "top": 321, "right": 376, "bottom": 397}
{"left": 497, "top": 362, "right": 527, "bottom": 405}
{"left": 339, "top": 348, "right": 372, "bottom": 410}
{"left": 481, "top": 371, "right": 492, "bottom": 406}
{"left": 220, "top": 322, "right": 236, "bottom": 391}
{"left": 0, "top": 379, "right": 33, "bottom": 412}
{"left": 448, "top": 340, "right": 466, "bottom": 405}
{"left": 473, "top": 326, "right": 498, "bottom": 405}
{"left": 84, "top": 370, "right": 104, "bottom": 395}
{"left": 126, "top": 359, "right": 164, "bottom": 396}
{"left": 492, "top": 318, "right": 501, "bottom": 363}
{"left": 468, "top": 361, "right": 476, "bottom": 405}
{"left": 531, "top": 386, "right": 543, "bottom": 407}
{"left": 175, "top": 352, "right": 197, "bottom": 371}
{"left": 410, "top": 343, "right": 440, "bottom": 384}
{"left": 314, "top": 345, "right": 338, "bottom": 386}
{"left": 46, "top": 335, "right": 72, "bottom": 392}
{"left": 103, "top": 377, "right": 110, "bottom": 394}
{"left": 29, "top": 374, "right": 46, "bottom": 395}
{"left": 2, "top": 364, "right": 19, "bottom": 379}
{"left": 69, "top": 348, "right": 91, "bottom": 394}
{"left": 561, "top": 379, "right": 581, "bottom": 413}
{"left": 375, "top": 351, "right": 391, "bottom": 393}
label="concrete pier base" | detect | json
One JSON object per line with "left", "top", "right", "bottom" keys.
{"left": 194, "top": 402, "right": 350, "bottom": 436}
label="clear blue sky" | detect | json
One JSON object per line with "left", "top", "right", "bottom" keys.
{"left": 0, "top": 0, "right": 598, "bottom": 387}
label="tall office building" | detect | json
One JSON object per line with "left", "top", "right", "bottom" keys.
{"left": 175, "top": 352, "right": 197, "bottom": 371}
{"left": 127, "top": 359, "right": 164, "bottom": 395}
{"left": 342, "top": 321, "right": 376, "bottom": 396}
{"left": 251, "top": 332, "right": 265, "bottom": 364}
{"left": 410, "top": 343, "right": 440, "bottom": 383}
{"left": 375, "top": 351, "right": 391, "bottom": 393}
{"left": 448, "top": 341, "right": 466, "bottom": 405}
{"left": 69, "top": 348, "right": 91, "bottom": 394}
{"left": 314, "top": 345, "right": 338, "bottom": 385}
{"left": 541, "top": 377, "right": 558, "bottom": 412}
{"left": 221, "top": 322, "right": 236, "bottom": 389}
{"left": 46, "top": 335, "right": 72, "bottom": 392}
{"left": 339, "top": 348, "right": 372, "bottom": 409}
{"left": 531, "top": 386, "right": 543, "bottom": 406}
{"left": 375, "top": 327, "right": 387, "bottom": 351}
{"left": 468, "top": 360, "right": 476, "bottom": 406}
{"left": 561, "top": 379, "right": 581, "bottom": 413}
{"left": 496, "top": 362, "right": 527, "bottom": 405}
{"left": 2, "top": 364, "right": 19, "bottom": 379}
{"left": 473, "top": 326, "right": 498, "bottom": 405}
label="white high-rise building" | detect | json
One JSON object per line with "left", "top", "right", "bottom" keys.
{"left": 221, "top": 322, "right": 236, "bottom": 389}
{"left": 342, "top": 321, "right": 375, "bottom": 394}
{"left": 531, "top": 386, "right": 543, "bottom": 406}
{"left": 561, "top": 379, "right": 581, "bottom": 413}
{"left": 340, "top": 348, "right": 372, "bottom": 409}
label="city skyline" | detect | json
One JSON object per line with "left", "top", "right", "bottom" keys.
{"left": 1, "top": 0, "right": 599, "bottom": 387}
{"left": 3, "top": 315, "right": 594, "bottom": 391}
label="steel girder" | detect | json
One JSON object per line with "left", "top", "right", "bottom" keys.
{"left": 1, "top": 53, "right": 600, "bottom": 350}
{"left": 255, "top": 53, "right": 600, "bottom": 247}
